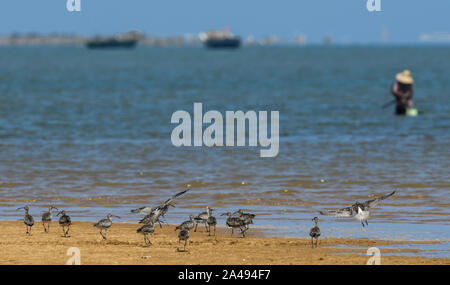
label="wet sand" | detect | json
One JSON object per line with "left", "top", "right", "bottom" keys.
{"left": 0, "top": 221, "right": 448, "bottom": 265}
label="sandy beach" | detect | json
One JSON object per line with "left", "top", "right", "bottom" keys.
{"left": 0, "top": 221, "right": 448, "bottom": 265}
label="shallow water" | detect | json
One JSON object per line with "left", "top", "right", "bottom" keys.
{"left": 0, "top": 46, "right": 449, "bottom": 257}
{"left": 327, "top": 241, "right": 450, "bottom": 259}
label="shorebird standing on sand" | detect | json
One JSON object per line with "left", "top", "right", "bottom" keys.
{"left": 194, "top": 206, "right": 211, "bottom": 232}
{"left": 137, "top": 222, "right": 155, "bottom": 247}
{"left": 221, "top": 212, "right": 247, "bottom": 237}
{"left": 175, "top": 215, "right": 195, "bottom": 232}
{"left": 233, "top": 209, "right": 255, "bottom": 231}
{"left": 177, "top": 229, "right": 189, "bottom": 252}
{"left": 41, "top": 206, "right": 58, "bottom": 233}
{"left": 319, "top": 191, "right": 396, "bottom": 227}
{"left": 57, "top": 210, "right": 72, "bottom": 237}
{"left": 94, "top": 213, "right": 121, "bottom": 240}
{"left": 309, "top": 217, "right": 321, "bottom": 248}
{"left": 207, "top": 209, "right": 217, "bottom": 236}
{"left": 17, "top": 206, "right": 34, "bottom": 235}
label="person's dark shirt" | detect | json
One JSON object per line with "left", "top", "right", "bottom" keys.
{"left": 392, "top": 81, "right": 413, "bottom": 107}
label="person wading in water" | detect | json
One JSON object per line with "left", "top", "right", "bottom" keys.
{"left": 391, "top": 69, "right": 414, "bottom": 115}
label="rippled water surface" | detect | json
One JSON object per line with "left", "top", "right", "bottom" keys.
{"left": 0, "top": 46, "right": 449, "bottom": 255}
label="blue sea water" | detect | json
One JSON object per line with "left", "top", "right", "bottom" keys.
{"left": 0, "top": 46, "right": 449, "bottom": 256}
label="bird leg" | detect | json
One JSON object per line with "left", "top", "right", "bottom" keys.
{"left": 43, "top": 222, "right": 47, "bottom": 233}
{"left": 194, "top": 223, "right": 198, "bottom": 232}
{"left": 240, "top": 227, "right": 247, "bottom": 238}
{"left": 145, "top": 235, "right": 152, "bottom": 246}
{"left": 143, "top": 235, "right": 148, "bottom": 247}
{"left": 184, "top": 239, "right": 187, "bottom": 251}
{"left": 204, "top": 222, "right": 209, "bottom": 232}
{"left": 365, "top": 220, "right": 369, "bottom": 226}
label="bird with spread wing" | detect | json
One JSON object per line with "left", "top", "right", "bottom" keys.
{"left": 131, "top": 189, "right": 190, "bottom": 227}
{"left": 319, "top": 191, "right": 396, "bottom": 227}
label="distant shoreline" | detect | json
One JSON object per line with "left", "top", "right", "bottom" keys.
{"left": 1, "top": 35, "right": 450, "bottom": 47}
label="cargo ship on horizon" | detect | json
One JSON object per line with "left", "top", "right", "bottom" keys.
{"left": 86, "top": 32, "right": 140, "bottom": 49}
{"left": 199, "top": 28, "right": 241, "bottom": 49}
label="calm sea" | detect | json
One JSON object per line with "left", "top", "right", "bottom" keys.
{"left": 0, "top": 46, "right": 449, "bottom": 255}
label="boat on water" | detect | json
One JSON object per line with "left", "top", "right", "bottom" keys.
{"left": 86, "top": 32, "right": 140, "bottom": 49}
{"left": 199, "top": 28, "right": 241, "bottom": 49}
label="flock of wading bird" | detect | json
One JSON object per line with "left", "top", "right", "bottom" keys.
{"left": 16, "top": 189, "right": 396, "bottom": 250}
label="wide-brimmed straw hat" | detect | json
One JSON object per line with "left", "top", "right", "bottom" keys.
{"left": 396, "top": 69, "right": 414, "bottom": 84}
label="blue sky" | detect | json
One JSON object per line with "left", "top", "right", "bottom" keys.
{"left": 0, "top": 1, "right": 449, "bottom": 43}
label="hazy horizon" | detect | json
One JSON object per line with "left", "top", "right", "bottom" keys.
{"left": 0, "top": 1, "right": 449, "bottom": 44}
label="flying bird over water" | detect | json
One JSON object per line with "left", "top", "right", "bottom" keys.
{"left": 138, "top": 212, "right": 165, "bottom": 228}
{"left": 319, "top": 191, "right": 396, "bottom": 227}
{"left": 131, "top": 189, "right": 190, "bottom": 225}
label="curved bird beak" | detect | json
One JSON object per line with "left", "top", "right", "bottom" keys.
{"left": 113, "top": 215, "right": 121, "bottom": 219}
